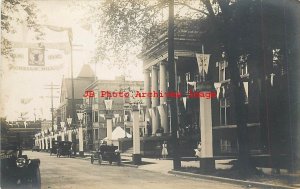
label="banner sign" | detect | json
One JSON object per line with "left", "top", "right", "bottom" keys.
{"left": 196, "top": 53, "right": 211, "bottom": 74}
{"left": 28, "top": 48, "right": 45, "bottom": 66}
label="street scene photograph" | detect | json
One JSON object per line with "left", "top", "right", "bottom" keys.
{"left": 1, "top": 0, "right": 300, "bottom": 188}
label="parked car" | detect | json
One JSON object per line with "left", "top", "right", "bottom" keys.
{"left": 57, "top": 141, "right": 72, "bottom": 158}
{"left": 50, "top": 140, "right": 59, "bottom": 156}
{"left": 1, "top": 135, "right": 41, "bottom": 189}
{"left": 91, "top": 144, "right": 121, "bottom": 165}
{"left": 32, "top": 146, "right": 40, "bottom": 152}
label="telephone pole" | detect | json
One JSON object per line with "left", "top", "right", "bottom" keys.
{"left": 45, "top": 82, "right": 60, "bottom": 131}
{"left": 168, "top": 0, "right": 181, "bottom": 169}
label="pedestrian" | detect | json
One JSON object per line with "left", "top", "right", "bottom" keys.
{"left": 155, "top": 142, "right": 161, "bottom": 159}
{"left": 161, "top": 141, "right": 168, "bottom": 159}
{"left": 194, "top": 142, "right": 201, "bottom": 158}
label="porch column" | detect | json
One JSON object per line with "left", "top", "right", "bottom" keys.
{"left": 151, "top": 65, "right": 160, "bottom": 134}
{"left": 41, "top": 138, "right": 44, "bottom": 149}
{"left": 68, "top": 130, "right": 72, "bottom": 142}
{"left": 106, "top": 115, "right": 113, "bottom": 145}
{"left": 159, "top": 61, "right": 169, "bottom": 133}
{"left": 49, "top": 136, "right": 52, "bottom": 149}
{"left": 199, "top": 97, "right": 215, "bottom": 171}
{"left": 45, "top": 137, "right": 48, "bottom": 150}
{"left": 144, "top": 69, "right": 151, "bottom": 135}
{"left": 61, "top": 131, "right": 65, "bottom": 141}
{"left": 79, "top": 126, "right": 84, "bottom": 155}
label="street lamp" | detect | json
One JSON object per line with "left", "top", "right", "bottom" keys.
{"left": 104, "top": 99, "right": 113, "bottom": 145}
{"left": 77, "top": 111, "right": 84, "bottom": 156}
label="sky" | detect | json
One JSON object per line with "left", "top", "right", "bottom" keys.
{"left": 1, "top": 0, "right": 143, "bottom": 121}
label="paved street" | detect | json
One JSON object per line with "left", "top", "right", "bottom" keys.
{"left": 24, "top": 151, "right": 249, "bottom": 189}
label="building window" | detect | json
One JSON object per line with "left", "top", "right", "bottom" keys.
{"left": 94, "top": 111, "right": 98, "bottom": 122}
{"left": 220, "top": 98, "right": 230, "bottom": 125}
{"left": 220, "top": 139, "right": 232, "bottom": 153}
{"left": 94, "top": 129, "right": 99, "bottom": 140}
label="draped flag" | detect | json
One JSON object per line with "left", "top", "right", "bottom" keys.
{"left": 196, "top": 53, "right": 211, "bottom": 74}
{"left": 148, "top": 108, "right": 152, "bottom": 117}
{"left": 182, "top": 97, "right": 187, "bottom": 110}
{"left": 243, "top": 82, "right": 249, "bottom": 99}
{"left": 187, "top": 82, "right": 197, "bottom": 90}
{"left": 214, "top": 83, "right": 222, "bottom": 99}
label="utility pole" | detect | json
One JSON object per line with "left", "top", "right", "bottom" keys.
{"left": 44, "top": 83, "right": 60, "bottom": 131}
{"left": 168, "top": 0, "right": 181, "bottom": 169}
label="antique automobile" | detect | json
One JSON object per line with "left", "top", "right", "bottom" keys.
{"left": 56, "top": 141, "right": 72, "bottom": 158}
{"left": 1, "top": 133, "right": 41, "bottom": 189}
{"left": 91, "top": 144, "right": 121, "bottom": 165}
{"left": 49, "top": 140, "right": 59, "bottom": 156}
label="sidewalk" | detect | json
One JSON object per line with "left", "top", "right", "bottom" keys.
{"left": 126, "top": 156, "right": 300, "bottom": 189}
{"left": 136, "top": 158, "right": 233, "bottom": 175}
{"left": 74, "top": 152, "right": 299, "bottom": 188}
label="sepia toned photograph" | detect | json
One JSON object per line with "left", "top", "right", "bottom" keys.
{"left": 1, "top": 0, "right": 300, "bottom": 188}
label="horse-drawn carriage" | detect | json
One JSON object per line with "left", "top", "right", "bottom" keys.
{"left": 91, "top": 144, "right": 121, "bottom": 165}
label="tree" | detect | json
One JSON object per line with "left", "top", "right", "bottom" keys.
{"left": 1, "top": 0, "right": 41, "bottom": 59}
{"left": 91, "top": 0, "right": 298, "bottom": 176}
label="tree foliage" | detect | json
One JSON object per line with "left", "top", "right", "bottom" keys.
{"left": 91, "top": 0, "right": 298, "bottom": 175}
{"left": 1, "top": 0, "right": 41, "bottom": 59}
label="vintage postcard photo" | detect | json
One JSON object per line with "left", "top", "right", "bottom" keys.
{"left": 1, "top": 0, "right": 300, "bottom": 188}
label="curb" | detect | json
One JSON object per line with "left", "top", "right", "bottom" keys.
{"left": 121, "top": 163, "right": 139, "bottom": 168}
{"left": 168, "top": 170, "right": 298, "bottom": 189}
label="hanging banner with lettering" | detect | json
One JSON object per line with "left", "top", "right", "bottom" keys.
{"left": 7, "top": 25, "right": 70, "bottom": 71}
{"left": 28, "top": 48, "right": 45, "bottom": 66}
{"left": 196, "top": 53, "right": 211, "bottom": 74}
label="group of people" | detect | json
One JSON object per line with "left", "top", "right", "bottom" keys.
{"left": 156, "top": 141, "right": 202, "bottom": 159}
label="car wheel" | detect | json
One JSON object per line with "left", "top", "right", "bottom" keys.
{"left": 91, "top": 156, "right": 94, "bottom": 164}
{"left": 98, "top": 155, "right": 102, "bottom": 165}
{"left": 31, "top": 167, "right": 41, "bottom": 189}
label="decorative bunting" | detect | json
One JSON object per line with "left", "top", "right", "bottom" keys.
{"left": 157, "top": 105, "right": 164, "bottom": 116}
{"left": 214, "top": 83, "right": 222, "bottom": 99}
{"left": 270, "top": 73, "right": 275, "bottom": 87}
{"left": 243, "top": 82, "right": 249, "bottom": 99}
{"left": 182, "top": 97, "right": 187, "bottom": 110}
{"left": 187, "top": 82, "right": 197, "bottom": 90}
{"left": 196, "top": 53, "right": 211, "bottom": 74}
{"left": 148, "top": 108, "right": 152, "bottom": 117}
